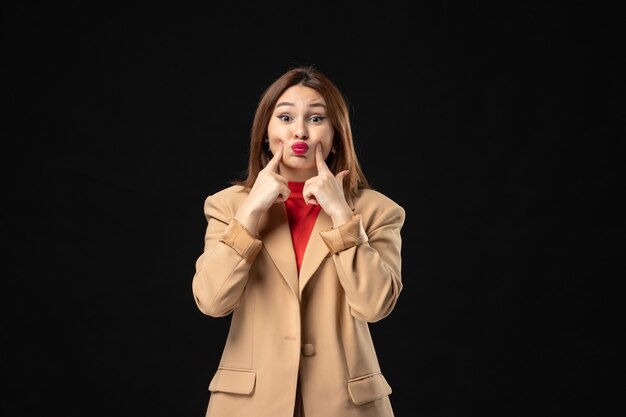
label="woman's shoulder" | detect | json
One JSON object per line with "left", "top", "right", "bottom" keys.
{"left": 206, "top": 184, "right": 248, "bottom": 201}
{"left": 202, "top": 184, "right": 248, "bottom": 216}
{"left": 353, "top": 188, "right": 403, "bottom": 210}
{"left": 353, "top": 187, "right": 405, "bottom": 223}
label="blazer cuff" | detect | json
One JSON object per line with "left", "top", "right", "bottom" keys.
{"left": 219, "top": 219, "right": 263, "bottom": 263}
{"left": 320, "top": 214, "right": 368, "bottom": 254}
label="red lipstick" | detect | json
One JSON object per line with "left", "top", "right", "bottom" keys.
{"left": 291, "top": 142, "right": 309, "bottom": 155}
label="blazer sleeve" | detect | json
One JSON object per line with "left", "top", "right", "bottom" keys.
{"left": 320, "top": 204, "right": 405, "bottom": 323}
{"left": 192, "top": 193, "right": 262, "bottom": 317}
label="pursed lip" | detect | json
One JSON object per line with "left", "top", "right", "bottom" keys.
{"left": 291, "top": 142, "right": 309, "bottom": 154}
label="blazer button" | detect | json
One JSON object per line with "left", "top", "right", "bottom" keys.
{"left": 302, "top": 343, "right": 315, "bottom": 357}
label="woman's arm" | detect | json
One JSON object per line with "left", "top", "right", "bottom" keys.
{"left": 192, "top": 193, "right": 262, "bottom": 317}
{"left": 320, "top": 204, "right": 405, "bottom": 323}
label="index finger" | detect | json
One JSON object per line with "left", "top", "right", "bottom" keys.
{"left": 315, "top": 142, "right": 331, "bottom": 173}
{"left": 265, "top": 142, "right": 283, "bottom": 172}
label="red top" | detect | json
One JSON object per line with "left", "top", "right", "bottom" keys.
{"left": 284, "top": 181, "right": 322, "bottom": 274}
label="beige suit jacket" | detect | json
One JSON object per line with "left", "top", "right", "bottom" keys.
{"left": 192, "top": 185, "right": 405, "bottom": 417}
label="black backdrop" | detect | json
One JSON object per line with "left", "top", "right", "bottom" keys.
{"left": 3, "top": 2, "right": 623, "bottom": 416}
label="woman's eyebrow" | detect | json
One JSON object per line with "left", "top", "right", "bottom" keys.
{"left": 275, "top": 101, "right": 327, "bottom": 109}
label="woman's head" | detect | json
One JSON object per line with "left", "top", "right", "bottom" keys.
{"left": 235, "top": 65, "right": 369, "bottom": 199}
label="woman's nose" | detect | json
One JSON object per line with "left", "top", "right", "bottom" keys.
{"left": 293, "top": 122, "right": 309, "bottom": 140}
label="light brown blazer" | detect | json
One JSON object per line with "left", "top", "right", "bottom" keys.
{"left": 192, "top": 184, "right": 405, "bottom": 417}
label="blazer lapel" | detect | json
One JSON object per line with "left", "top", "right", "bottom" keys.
{"left": 259, "top": 203, "right": 299, "bottom": 299}
{"left": 298, "top": 210, "right": 332, "bottom": 298}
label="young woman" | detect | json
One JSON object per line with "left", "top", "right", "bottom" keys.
{"left": 192, "top": 65, "right": 405, "bottom": 417}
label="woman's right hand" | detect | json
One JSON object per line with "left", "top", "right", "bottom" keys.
{"left": 233, "top": 142, "right": 289, "bottom": 236}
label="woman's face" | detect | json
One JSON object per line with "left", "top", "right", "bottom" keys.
{"left": 267, "top": 85, "right": 335, "bottom": 182}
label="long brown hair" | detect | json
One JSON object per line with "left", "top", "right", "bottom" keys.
{"left": 231, "top": 65, "right": 370, "bottom": 200}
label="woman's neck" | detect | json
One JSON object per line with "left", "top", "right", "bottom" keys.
{"left": 278, "top": 165, "right": 316, "bottom": 182}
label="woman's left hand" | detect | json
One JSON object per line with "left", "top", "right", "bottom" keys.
{"left": 303, "top": 142, "right": 353, "bottom": 227}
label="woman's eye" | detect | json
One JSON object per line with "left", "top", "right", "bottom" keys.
{"left": 309, "top": 116, "right": 327, "bottom": 123}
{"left": 278, "top": 115, "right": 292, "bottom": 122}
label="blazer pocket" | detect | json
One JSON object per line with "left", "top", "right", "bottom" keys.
{"left": 208, "top": 367, "right": 256, "bottom": 395}
{"left": 347, "top": 372, "right": 392, "bottom": 406}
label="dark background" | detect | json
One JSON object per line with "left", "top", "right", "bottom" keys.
{"left": 2, "top": 2, "right": 623, "bottom": 416}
